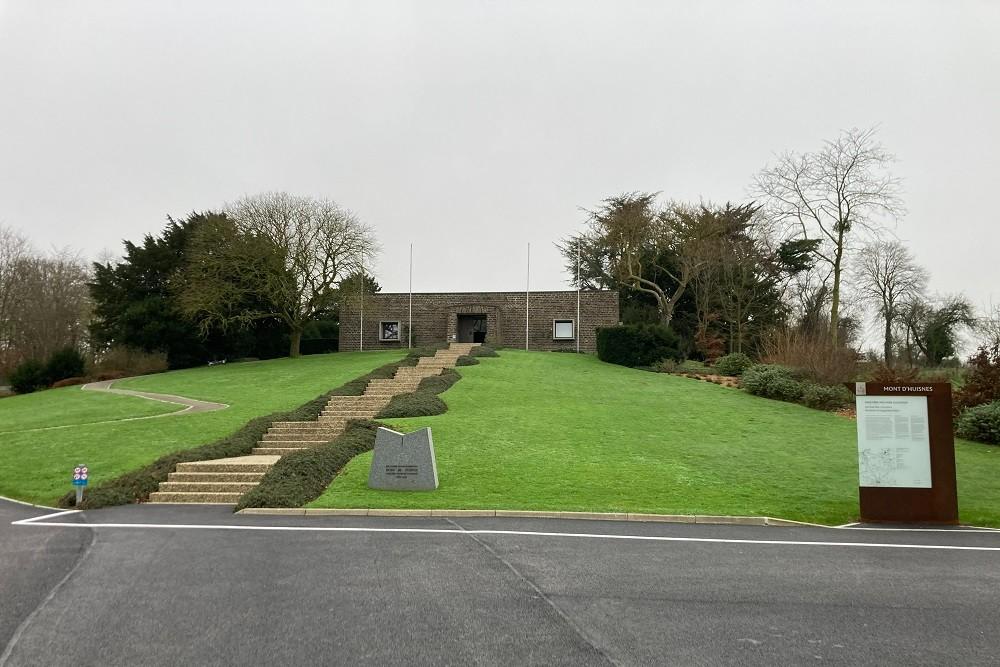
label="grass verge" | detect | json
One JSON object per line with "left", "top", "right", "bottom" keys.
{"left": 308, "top": 350, "right": 1000, "bottom": 527}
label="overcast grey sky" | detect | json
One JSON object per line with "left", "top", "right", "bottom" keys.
{"left": 1, "top": 1, "right": 997, "bottom": 316}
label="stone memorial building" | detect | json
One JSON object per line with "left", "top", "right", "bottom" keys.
{"left": 340, "top": 290, "right": 619, "bottom": 352}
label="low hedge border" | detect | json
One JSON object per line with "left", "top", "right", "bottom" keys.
{"left": 236, "top": 420, "right": 382, "bottom": 510}
{"left": 59, "top": 349, "right": 437, "bottom": 510}
{"left": 240, "top": 349, "right": 497, "bottom": 509}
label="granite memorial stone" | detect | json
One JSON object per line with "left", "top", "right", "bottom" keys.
{"left": 368, "top": 426, "right": 439, "bottom": 490}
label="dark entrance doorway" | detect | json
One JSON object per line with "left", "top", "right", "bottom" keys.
{"left": 457, "top": 315, "right": 487, "bottom": 343}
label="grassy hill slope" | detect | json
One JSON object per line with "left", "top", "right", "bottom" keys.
{"left": 0, "top": 351, "right": 405, "bottom": 505}
{"left": 311, "top": 351, "right": 1000, "bottom": 526}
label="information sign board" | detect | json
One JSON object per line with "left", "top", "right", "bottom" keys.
{"left": 856, "top": 395, "right": 931, "bottom": 488}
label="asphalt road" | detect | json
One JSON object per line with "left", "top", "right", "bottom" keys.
{"left": 2, "top": 500, "right": 999, "bottom": 666}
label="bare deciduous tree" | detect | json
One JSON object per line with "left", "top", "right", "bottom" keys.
{"left": 179, "top": 192, "right": 378, "bottom": 357}
{"left": 0, "top": 225, "right": 30, "bottom": 368}
{"left": 753, "top": 127, "right": 905, "bottom": 345}
{"left": 979, "top": 302, "right": 1000, "bottom": 350}
{"left": 854, "top": 240, "right": 928, "bottom": 367}
{"left": 0, "top": 235, "right": 91, "bottom": 373}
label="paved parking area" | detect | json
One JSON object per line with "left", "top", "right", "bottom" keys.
{"left": 3, "top": 500, "right": 999, "bottom": 666}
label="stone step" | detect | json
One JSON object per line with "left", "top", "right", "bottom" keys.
{"left": 321, "top": 411, "right": 379, "bottom": 417}
{"left": 271, "top": 421, "right": 340, "bottom": 429}
{"left": 254, "top": 441, "right": 325, "bottom": 447}
{"left": 252, "top": 446, "right": 311, "bottom": 455}
{"left": 326, "top": 396, "right": 391, "bottom": 403}
{"left": 176, "top": 457, "right": 278, "bottom": 473}
{"left": 262, "top": 433, "right": 337, "bottom": 442}
{"left": 148, "top": 491, "right": 243, "bottom": 504}
{"left": 168, "top": 472, "right": 265, "bottom": 483}
{"left": 158, "top": 481, "right": 259, "bottom": 493}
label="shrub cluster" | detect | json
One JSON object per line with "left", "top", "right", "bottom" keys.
{"left": 713, "top": 353, "right": 754, "bottom": 377}
{"left": 236, "top": 421, "right": 381, "bottom": 509}
{"left": 956, "top": 401, "right": 1000, "bottom": 445}
{"left": 742, "top": 364, "right": 852, "bottom": 411}
{"left": 741, "top": 364, "right": 805, "bottom": 402}
{"left": 455, "top": 355, "right": 479, "bottom": 366}
{"left": 956, "top": 345, "right": 1000, "bottom": 412}
{"left": 596, "top": 324, "right": 682, "bottom": 368}
{"left": 9, "top": 359, "right": 47, "bottom": 394}
{"left": 9, "top": 346, "right": 87, "bottom": 394}
{"left": 470, "top": 344, "right": 499, "bottom": 358}
{"left": 801, "top": 383, "right": 853, "bottom": 411}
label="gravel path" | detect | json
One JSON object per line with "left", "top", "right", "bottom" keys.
{"left": 81, "top": 378, "right": 228, "bottom": 416}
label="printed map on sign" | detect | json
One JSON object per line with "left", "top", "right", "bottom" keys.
{"left": 856, "top": 396, "right": 932, "bottom": 488}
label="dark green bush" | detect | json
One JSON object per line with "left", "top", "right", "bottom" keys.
{"left": 9, "top": 359, "right": 47, "bottom": 394}
{"left": 471, "top": 345, "right": 499, "bottom": 358}
{"left": 801, "top": 383, "right": 853, "bottom": 411}
{"left": 45, "top": 347, "right": 86, "bottom": 384}
{"left": 236, "top": 421, "right": 381, "bottom": 509}
{"left": 455, "top": 355, "right": 479, "bottom": 366}
{"left": 596, "top": 324, "right": 682, "bottom": 368}
{"left": 956, "top": 401, "right": 1000, "bottom": 445}
{"left": 714, "top": 353, "right": 754, "bottom": 376}
{"left": 742, "top": 364, "right": 806, "bottom": 402}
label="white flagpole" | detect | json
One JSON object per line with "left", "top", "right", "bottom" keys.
{"left": 359, "top": 250, "right": 364, "bottom": 352}
{"left": 525, "top": 242, "right": 530, "bottom": 351}
{"left": 576, "top": 240, "right": 581, "bottom": 353}
{"left": 408, "top": 243, "right": 413, "bottom": 349}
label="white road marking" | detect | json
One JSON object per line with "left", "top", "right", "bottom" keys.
{"left": 12, "top": 511, "right": 1000, "bottom": 552}
{"left": 839, "top": 526, "right": 1000, "bottom": 533}
{"left": 12, "top": 509, "right": 81, "bottom": 524}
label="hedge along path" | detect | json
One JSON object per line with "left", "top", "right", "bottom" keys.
{"left": 150, "top": 343, "right": 485, "bottom": 506}
{"left": 3, "top": 378, "right": 229, "bottom": 436}
{"left": 235, "top": 344, "right": 499, "bottom": 511}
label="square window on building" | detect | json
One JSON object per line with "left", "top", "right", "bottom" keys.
{"left": 379, "top": 320, "right": 401, "bottom": 342}
{"left": 553, "top": 319, "right": 575, "bottom": 340}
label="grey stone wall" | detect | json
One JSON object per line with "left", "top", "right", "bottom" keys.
{"left": 340, "top": 291, "right": 619, "bottom": 353}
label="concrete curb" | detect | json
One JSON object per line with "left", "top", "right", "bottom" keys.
{"left": 0, "top": 494, "right": 61, "bottom": 511}
{"left": 235, "top": 507, "right": 828, "bottom": 527}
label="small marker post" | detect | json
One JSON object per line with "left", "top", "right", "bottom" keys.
{"left": 72, "top": 464, "right": 89, "bottom": 506}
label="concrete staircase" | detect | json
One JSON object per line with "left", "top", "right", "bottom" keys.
{"left": 148, "top": 343, "right": 477, "bottom": 504}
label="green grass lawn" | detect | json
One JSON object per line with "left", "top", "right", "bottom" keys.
{"left": 310, "top": 350, "right": 1000, "bottom": 526}
{"left": 0, "top": 351, "right": 404, "bottom": 505}
{"left": 0, "top": 387, "right": 176, "bottom": 433}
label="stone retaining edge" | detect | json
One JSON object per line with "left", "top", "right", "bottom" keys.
{"left": 235, "top": 507, "right": 829, "bottom": 527}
